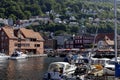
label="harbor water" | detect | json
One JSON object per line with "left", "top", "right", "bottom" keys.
{"left": 0, "top": 56, "right": 120, "bottom": 80}
{"left": 0, "top": 57, "right": 63, "bottom": 80}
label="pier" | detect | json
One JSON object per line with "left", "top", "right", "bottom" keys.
{"left": 27, "top": 54, "right": 47, "bottom": 58}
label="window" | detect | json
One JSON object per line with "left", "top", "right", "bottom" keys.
{"left": 30, "top": 38, "right": 37, "bottom": 41}
{"left": 65, "top": 64, "right": 71, "bottom": 70}
{"left": 14, "top": 43, "right": 30, "bottom": 47}
{"left": 35, "top": 44, "right": 40, "bottom": 47}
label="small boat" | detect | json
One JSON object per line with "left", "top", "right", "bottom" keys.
{"left": 91, "top": 57, "right": 110, "bottom": 66}
{"left": 43, "top": 62, "right": 76, "bottom": 80}
{"left": 89, "top": 64, "right": 104, "bottom": 76}
{"left": 103, "top": 57, "right": 120, "bottom": 76}
{"left": 103, "top": 57, "right": 120, "bottom": 75}
{"left": 0, "top": 53, "right": 10, "bottom": 60}
{"left": 103, "top": 60, "right": 115, "bottom": 75}
{"left": 86, "top": 58, "right": 110, "bottom": 77}
{"left": 9, "top": 51, "right": 27, "bottom": 60}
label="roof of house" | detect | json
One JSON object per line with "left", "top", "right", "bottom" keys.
{"left": 2, "top": 26, "right": 17, "bottom": 39}
{"left": 2, "top": 26, "right": 44, "bottom": 41}
{"left": 20, "top": 28, "right": 44, "bottom": 41}
{"left": 95, "top": 33, "right": 114, "bottom": 43}
{"left": 104, "top": 36, "right": 114, "bottom": 45}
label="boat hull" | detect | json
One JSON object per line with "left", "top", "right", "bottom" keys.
{"left": 9, "top": 56, "right": 27, "bottom": 60}
{"left": 0, "top": 56, "right": 9, "bottom": 60}
{"left": 103, "top": 68, "right": 114, "bottom": 75}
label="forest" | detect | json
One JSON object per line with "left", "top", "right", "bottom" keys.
{"left": 0, "top": 0, "right": 120, "bottom": 34}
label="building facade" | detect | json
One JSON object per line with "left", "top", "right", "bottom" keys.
{"left": 65, "top": 34, "right": 95, "bottom": 49}
{"left": 44, "top": 39, "right": 57, "bottom": 49}
{"left": 0, "top": 26, "right": 44, "bottom": 55}
{"left": 74, "top": 34, "right": 95, "bottom": 49}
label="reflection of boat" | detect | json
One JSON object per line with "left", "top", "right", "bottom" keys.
{"left": 43, "top": 62, "right": 76, "bottom": 79}
{"left": 0, "top": 53, "right": 10, "bottom": 60}
{"left": 9, "top": 51, "right": 27, "bottom": 60}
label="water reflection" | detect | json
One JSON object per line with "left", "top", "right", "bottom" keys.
{"left": 0, "top": 57, "right": 63, "bottom": 80}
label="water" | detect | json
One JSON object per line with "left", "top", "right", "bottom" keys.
{"left": 0, "top": 57, "right": 64, "bottom": 80}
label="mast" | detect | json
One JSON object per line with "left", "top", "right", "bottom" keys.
{"left": 114, "top": 0, "right": 118, "bottom": 80}
{"left": 89, "top": 28, "right": 98, "bottom": 67}
{"left": 114, "top": 0, "right": 117, "bottom": 63}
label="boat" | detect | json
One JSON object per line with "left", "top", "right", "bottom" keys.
{"left": 0, "top": 53, "right": 10, "bottom": 60}
{"left": 8, "top": 51, "right": 27, "bottom": 60}
{"left": 103, "top": 60, "right": 115, "bottom": 75}
{"left": 43, "top": 62, "right": 76, "bottom": 80}
{"left": 91, "top": 57, "right": 110, "bottom": 66}
{"left": 103, "top": 57, "right": 120, "bottom": 75}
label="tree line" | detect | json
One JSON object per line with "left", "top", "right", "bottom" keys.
{"left": 0, "top": 0, "right": 120, "bottom": 34}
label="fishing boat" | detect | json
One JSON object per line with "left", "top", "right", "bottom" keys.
{"left": 8, "top": 51, "right": 27, "bottom": 60}
{"left": 43, "top": 62, "right": 76, "bottom": 80}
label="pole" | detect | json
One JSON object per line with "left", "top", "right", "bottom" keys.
{"left": 89, "top": 28, "right": 98, "bottom": 66}
{"left": 114, "top": 0, "right": 118, "bottom": 80}
{"left": 18, "top": 29, "right": 21, "bottom": 52}
{"left": 114, "top": 0, "right": 117, "bottom": 62}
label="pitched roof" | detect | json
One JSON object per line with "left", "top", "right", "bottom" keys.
{"left": 20, "top": 28, "right": 44, "bottom": 41}
{"left": 2, "top": 26, "right": 44, "bottom": 41}
{"left": 104, "top": 36, "right": 114, "bottom": 45}
{"left": 95, "top": 33, "right": 114, "bottom": 43}
{"left": 2, "top": 26, "right": 17, "bottom": 39}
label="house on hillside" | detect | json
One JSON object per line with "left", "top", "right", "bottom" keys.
{"left": 0, "top": 26, "right": 44, "bottom": 55}
{"left": 95, "top": 33, "right": 114, "bottom": 52}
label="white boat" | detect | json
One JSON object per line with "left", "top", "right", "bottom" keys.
{"left": 43, "top": 62, "right": 76, "bottom": 80}
{"left": 9, "top": 51, "right": 27, "bottom": 60}
{"left": 0, "top": 53, "right": 10, "bottom": 60}
{"left": 103, "top": 60, "right": 115, "bottom": 75}
{"left": 103, "top": 57, "right": 120, "bottom": 75}
{"left": 91, "top": 57, "right": 110, "bottom": 66}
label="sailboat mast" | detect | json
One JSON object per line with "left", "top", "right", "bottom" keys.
{"left": 114, "top": 0, "right": 117, "bottom": 63}
{"left": 89, "top": 28, "right": 98, "bottom": 66}
{"left": 114, "top": 0, "right": 118, "bottom": 79}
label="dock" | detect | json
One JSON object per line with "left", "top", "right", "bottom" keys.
{"left": 27, "top": 54, "right": 47, "bottom": 58}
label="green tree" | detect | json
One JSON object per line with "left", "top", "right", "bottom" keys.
{"left": 9, "top": 14, "right": 16, "bottom": 22}
{"left": 24, "top": 11, "right": 31, "bottom": 19}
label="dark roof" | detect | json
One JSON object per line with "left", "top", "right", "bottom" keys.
{"left": 95, "top": 33, "right": 114, "bottom": 43}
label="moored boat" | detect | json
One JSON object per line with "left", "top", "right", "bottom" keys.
{"left": 8, "top": 51, "right": 27, "bottom": 60}
{"left": 43, "top": 62, "right": 76, "bottom": 80}
{"left": 0, "top": 53, "right": 10, "bottom": 60}
{"left": 103, "top": 57, "right": 120, "bottom": 76}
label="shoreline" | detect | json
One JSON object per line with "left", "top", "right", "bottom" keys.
{"left": 27, "top": 54, "right": 47, "bottom": 58}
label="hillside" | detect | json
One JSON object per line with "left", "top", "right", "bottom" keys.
{"left": 0, "top": 0, "right": 116, "bottom": 19}
{"left": 1, "top": 0, "right": 120, "bottom": 34}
